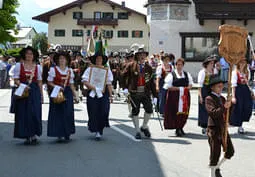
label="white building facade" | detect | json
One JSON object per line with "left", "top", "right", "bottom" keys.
{"left": 10, "top": 27, "right": 37, "bottom": 48}
{"left": 145, "top": 0, "right": 255, "bottom": 80}
{"left": 33, "top": 0, "right": 149, "bottom": 53}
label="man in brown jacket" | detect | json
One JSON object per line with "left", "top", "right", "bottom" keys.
{"left": 122, "top": 46, "right": 157, "bottom": 139}
{"left": 205, "top": 76, "right": 234, "bottom": 177}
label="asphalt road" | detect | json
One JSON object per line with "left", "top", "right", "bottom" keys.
{"left": 0, "top": 89, "right": 254, "bottom": 177}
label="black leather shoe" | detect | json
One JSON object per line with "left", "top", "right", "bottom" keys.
{"left": 180, "top": 129, "right": 186, "bottom": 135}
{"left": 135, "top": 132, "right": 141, "bottom": 139}
{"left": 24, "top": 138, "right": 31, "bottom": 145}
{"left": 31, "top": 139, "right": 39, "bottom": 145}
{"left": 175, "top": 129, "right": 183, "bottom": 137}
{"left": 140, "top": 127, "right": 151, "bottom": 138}
{"left": 215, "top": 168, "right": 223, "bottom": 177}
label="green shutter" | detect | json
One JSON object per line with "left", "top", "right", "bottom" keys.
{"left": 87, "top": 30, "right": 91, "bottom": 36}
{"left": 140, "top": 31, "right": 143, "bottom": 38}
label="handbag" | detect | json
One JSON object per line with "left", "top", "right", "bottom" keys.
{"left": 15, "top": 68, "right": 35, "bottom": 100}
{"left": 52, "top": 90, "right": 66, "bottom": 104}
{"left": 52, "top": 69, "right": 71, "bottom": 104}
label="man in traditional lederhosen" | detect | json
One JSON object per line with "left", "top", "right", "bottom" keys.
{"left": 123, "top": 45, "right": 158, "bottom": 139}
{"left": 42, "top": 50, "right": 56, "bottom": 97}
{"left": 71, "top": 52, "right": 87, "bottom": 102}
{"left": 110, "top": 52, "right": 121, "bottom": 99}
{"left": 121, "top": 50, "right": 135, "bottom": 117}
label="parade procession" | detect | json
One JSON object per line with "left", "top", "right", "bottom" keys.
{"left": 1, "top": 0, "right": 255, "bottom": 177}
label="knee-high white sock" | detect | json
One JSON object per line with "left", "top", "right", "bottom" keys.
{"left": 209, "top": 166, "right": 216, "bottom": 177}
{"left": 132, "top": 116, "right": 140, "bottom": 133}
{"left": 142, "top": 113, "right": 151, "bottom": 129}
{"left": 128, "top": 103, "right": 132, "bottom": 114}
{"left": 217, "top": 157, "right": 227, "bottom": 168}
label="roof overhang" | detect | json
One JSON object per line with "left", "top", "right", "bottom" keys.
{"left": 32, "top": 0, "right": 146, "bottom": 23}
{"left": 193, "top": 0, "right": 255, "bottom": 25}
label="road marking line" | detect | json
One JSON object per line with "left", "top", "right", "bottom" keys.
{"left": 79, "top": 101, "right": 141, "bottom": 142}
{"left": 111, "top": 125, "right": 141, "bottom": 142}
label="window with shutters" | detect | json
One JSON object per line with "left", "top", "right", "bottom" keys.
{"left": 94, "top": 12, "right": 101, "bottom": 20}
{"left": 118, "top": 31, "right": 128, "bottom": 38}
{"left": 102, "top": 12, "right": 114, "bottom": 20}
{"left": 103, "top": 30, "right": 113, "bottom": 38}
{"left": 55, "top": 30, "right": 65, "bottom": 37}
{"left": 73, "top": 12, "right": 83, "bottom": 19}
{"left": 72, "top": 30, "right": 83, "bottom": 37}
{"left": 118, "top": 12, "right": 128, "bottom": 19}
{"left": 132, "top": 31, "right": 143, "bottom": 38}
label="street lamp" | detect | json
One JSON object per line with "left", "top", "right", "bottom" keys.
{"left": 0, "top": 0, "right": 3, "bottom": 9}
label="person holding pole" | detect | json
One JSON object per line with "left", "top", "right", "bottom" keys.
{"left": 205, "top": 75, "right": 234, "bottom": 177}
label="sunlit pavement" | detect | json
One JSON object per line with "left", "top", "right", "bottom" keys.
{"left": 0, "top": 89, "right": 254, "bottom": 177}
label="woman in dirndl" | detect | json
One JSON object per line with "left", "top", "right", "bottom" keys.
{"left": 13, "top": 46, "right": 43, "bottom": 145}
{"left": 197, "top": 56, "right": 218, "bottom": 134}
{"left": 155, "top": 53, "right": 174, "bottom": 116}
{"left": 163, "top": 58, "right": 193, "bottom": 136}
{"left": 82, "top": 49, "right": 113, "bottom": 140}
{"left": 47, "top": 52, "right": 77, "bottom": 142}
{"left": 231, "top": 58, "right": 253, "bottom": 134}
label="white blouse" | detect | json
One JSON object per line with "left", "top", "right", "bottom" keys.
{"left": 82, "top": 67, "right": 113, "bottom": 85}
{"left": 231, "top": 69, "right": 250, "bottom": 87}
{"left": 197, "top": 68, "right": 218, "bottom": 87}
{"left": 156, "top": 64, "right": 172, "bottom": 79}
{"left": 47, "top": 66, "right": 75, "bottom": 84}
{"left": 13, "top": 62, "right": 42, "bottom": 81}
{"left": 163, "top": 69, "right": 193, "bottom": 89}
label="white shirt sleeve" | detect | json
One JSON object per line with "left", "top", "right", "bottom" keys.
{"left": 9, "top": 65, "right": 15, "bottom": 77}
{"left": 37, "top": 65, "right": 42, "bottom": 81}
{"left": 107, "top": 68, "right": 113, "bottom": 85}
{"left": 82, "top": 67, "right": 91, "bottom": 82}
{"left": 231, "top": 70, "right": 238, "bottom": 87}
{"left": 156, "top": 65, "right": 162, "bottom": 79}
{"left": 47, "top": 67, "right": 55, "bottom": 82}
{"left": 187, "top": 72, "right": 193, "bottom": 86}
{"left": 163, "top": 73, "right": 173, "bottom": 89}
{"left": 69, "top": 68, "right": 75, "bottom": 84}
{"left": 13, "top": 63, "right": 21, "bottom": 79}
{"left": 198, "top": 69, "right": 205, "bottom": 87}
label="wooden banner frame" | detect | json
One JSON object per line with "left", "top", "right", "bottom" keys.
{"left": 88, "top": 65, "right": 108, "bottom": 93}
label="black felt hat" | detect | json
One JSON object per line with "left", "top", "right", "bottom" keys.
{"left": 19, "top": 46, "right": 39, "bottom": 62}
{"left": 202, "top": 55, "right": 218, "bottom": 67}
{"left": 53, "top": 51, "right": 71, "bottom": 66}
{"left": 209, "top": 75, "right": 224, "bottom": 87}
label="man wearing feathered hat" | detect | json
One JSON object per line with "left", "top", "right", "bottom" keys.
{"left": 122, "top": 44, "right": 158, "bottom": 139}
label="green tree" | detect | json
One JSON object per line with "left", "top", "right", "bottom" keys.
{"left": 6, "top": 48, "right": 21, "bottom": 57}
{"left": 0, "top": 0, "right": 19, "bottom": 44}
{"left": 32, "top": 32, "right": 48, "bottom": 55}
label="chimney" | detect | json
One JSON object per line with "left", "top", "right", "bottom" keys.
{"left": 121, "top": 1, "right": 125, "bottom": 7}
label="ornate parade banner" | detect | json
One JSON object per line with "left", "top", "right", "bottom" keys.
{"left": 218, "top": 24, "right": 248, "bottom": 152}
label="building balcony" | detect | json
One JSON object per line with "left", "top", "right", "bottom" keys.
{"left": 77, "top": 18, "right": 118, "bottom": 27}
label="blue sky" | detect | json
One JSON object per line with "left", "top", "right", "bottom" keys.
{"left": 16, "top": 0, "right": 147, "bottom": 34}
